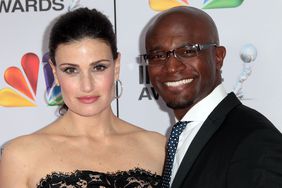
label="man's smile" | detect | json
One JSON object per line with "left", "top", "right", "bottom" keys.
{"left": 164, "top": 78, "right": 193, "bottom": 87}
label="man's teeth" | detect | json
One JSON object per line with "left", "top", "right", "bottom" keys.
{"left": 165, "top": 79, "right": 193, "bottom": 87}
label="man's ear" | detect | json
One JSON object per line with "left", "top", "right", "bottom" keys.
{"left": 215, "top": 46, "right": 226, "bottom": 71}
{"left": 114, "top": 53, "right": 121, "bottom": 81}
{"left": 49, "top": 59, "right": 59, "bottom": 86}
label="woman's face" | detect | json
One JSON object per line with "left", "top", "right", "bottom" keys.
{"left": 51, "top": 38, "right": 120, "bottom": 117}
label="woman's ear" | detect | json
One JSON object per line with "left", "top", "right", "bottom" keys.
{"left": 49, "top": 59, "right": 59, "bottom": 86}
{"left": 114, "top": 53, "right": 121, "bottom": 81}
{"left": 215, "top": 46, "right": 226, "bottom": 71}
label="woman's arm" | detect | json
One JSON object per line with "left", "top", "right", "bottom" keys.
{"left": 0, "top": 141, "right": 30, "bottom": 188}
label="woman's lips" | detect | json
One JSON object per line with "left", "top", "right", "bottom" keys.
{"left": 77, "top": 96, "right": 99, "bottom": 104}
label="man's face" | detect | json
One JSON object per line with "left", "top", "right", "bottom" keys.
{"left": 146, "top": 13, "right": 224, "bottom": 114}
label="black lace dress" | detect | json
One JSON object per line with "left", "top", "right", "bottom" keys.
{"left": 37, "top": 168, "right": 162, "bottom": 188}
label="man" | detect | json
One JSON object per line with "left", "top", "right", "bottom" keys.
{"left": 143, "top": 6, "right": 282, "bottom": 188}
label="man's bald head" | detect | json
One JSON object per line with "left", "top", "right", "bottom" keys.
{"left": 146, "top": 6, "right": 220, "bottom": 47}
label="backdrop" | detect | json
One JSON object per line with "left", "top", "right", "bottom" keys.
{"left": 1, "top": 0, "right": 281, "bottom": 146}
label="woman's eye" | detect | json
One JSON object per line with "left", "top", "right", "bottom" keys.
{"left": 93, "top": 64, "right": 107, "bottom": 72}
{"left": 63, "top": 67, "right": 78, "bottom": 74}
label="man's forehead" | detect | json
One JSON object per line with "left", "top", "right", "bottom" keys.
{"left": 150, "top": 15, "right": 215, "bottom": 39}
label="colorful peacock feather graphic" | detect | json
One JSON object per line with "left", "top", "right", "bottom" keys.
{"left": 0, "top": 53, "right": 39, "bottom": 107}
{"left": 149, "top": 0, "right": 189, "bottom": 11}
{"left": 148, "top": 0, "right": 244, "bottom": 11}
{"left": 42, "top": 52, "right": 63, "bottom": 106}
{"left": 202, "top": 0, "right": 244, "bottom": 9}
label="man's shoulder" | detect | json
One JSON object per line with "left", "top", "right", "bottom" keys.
{"left": 228, "top": 102, "right": 274, "bottom": 127}
{"left": 215, "top": 92, "right": 273, "bottom": 127}
{"left": 215, "top": 97, "right": 281, "bottom": 142}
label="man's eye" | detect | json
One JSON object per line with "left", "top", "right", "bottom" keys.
{"left": 149, "top": 53, "right": 166, "bottom": 60}
{"left": 93, "top": 64, "right": 107, "bottom": 72}
{"left": 179, "top": 47, "right": 197, "bottom": 57}
{"left": 184, "top": 49, "right": 194, "bottom": 54}
{"left": 63, "top": 67, "right": 78, "bottom": 74}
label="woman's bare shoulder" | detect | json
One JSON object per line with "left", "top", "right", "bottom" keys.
{"left": 0, "top": 131, "right": 55, "bottom": 187}
{"left": 0, "top": 121, "right": 59, "bottom": 162}
{"left": 0, "top": 134, "right": 42, "bottom": 183}
{"left": 119, "top": 119, "right": 167, "bottom": 146}
{"left": 122, "top": 124, "right": 166, "bottom": 173}
{"left": 1, "top": 134, "right": 43, "bottom": 160}
{"left": 140, "top": 129, "right": 167, "bottom": 146}
{"left": 118, "top": 119, "right": 165, "bottom": 138}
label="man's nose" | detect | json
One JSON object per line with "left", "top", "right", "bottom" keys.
{"left": 165, "top": 51, "right": 185, "bottom": 72}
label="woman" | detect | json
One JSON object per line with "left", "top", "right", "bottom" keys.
{"left": 0, "top": 8, "right": 165, "bottom": 188}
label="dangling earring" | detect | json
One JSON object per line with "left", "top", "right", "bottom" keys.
{"left": 115, "top": 79, "right": 123, "bottom": 99}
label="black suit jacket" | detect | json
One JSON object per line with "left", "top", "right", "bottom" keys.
{"left": 171, "top": 92, "right": 282, "bottom": 188}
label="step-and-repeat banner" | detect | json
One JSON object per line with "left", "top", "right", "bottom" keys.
{"left": 1, "top": 0, "right": 281, "bottom": 146}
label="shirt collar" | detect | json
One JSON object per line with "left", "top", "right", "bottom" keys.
{"left": 179, "top": 84, "right": 227, "bottom": 122}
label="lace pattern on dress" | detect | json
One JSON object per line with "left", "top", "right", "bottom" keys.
{"left": 37, "top": 168, "right": 162, "bottom": 188}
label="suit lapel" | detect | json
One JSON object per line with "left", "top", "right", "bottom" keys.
{"left": 171, "top": 93, "right": 241, "bottom": 188}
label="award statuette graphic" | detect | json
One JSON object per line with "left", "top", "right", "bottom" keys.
{"left": 68, "top": 0, "right": 82, "bottom": 11}
{"left": 233, "top": 44, "right": 257, "bottom": 99}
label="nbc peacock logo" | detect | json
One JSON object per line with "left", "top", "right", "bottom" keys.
{"left": 149, "top": 0, "right": 189, "bottom": 11}
{"left": 0, "top": 53, "right": 39, "bottom": 107}
{"left": 0, "top": 52, "right": 63, "bottom": 107}
{"left": 42, "top": 52, "right": 63, "bottom": 106}
{"left": 149, "top": 0, "right": 244, "bottom": 11}
{"left": 202, "top": 0, "right": 244, "bottom": 9}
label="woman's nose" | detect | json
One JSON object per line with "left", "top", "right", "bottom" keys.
{"left": 80, "top": 72, "right": 94, "bottom": 92}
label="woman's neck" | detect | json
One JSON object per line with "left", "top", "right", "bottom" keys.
{"left": 58, "top": 107, "right": 119, "bottom": 138}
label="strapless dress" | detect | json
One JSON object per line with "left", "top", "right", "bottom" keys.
{"left": 37, "top": 168, "right": 162, "bottom": 188}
